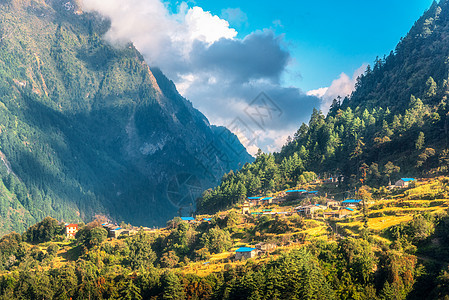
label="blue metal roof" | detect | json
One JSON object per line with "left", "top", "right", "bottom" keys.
{"left": 113, "top": 227, "right": 122, "bottom": 231}
{"left": 181, "top": 217, "right": 195, "bottom": 221}
{"left": 236, "top": 247, "right": 257, "bottom": 253}
{"left": 345, "top": 207, "right": 354, "bottom": 212}
{"left": 261, "top": 197, "right": 274, "bottom": 201}
{"left": 401, "top": 178, "right": 416, "bottom": 182}
{"left": 342, "top": 199, "right": 362, "bottom": 204}
{"left": 309, "top": 191, "right": 318, "bottom": 194}
{"left": 248, "top": 197, "right": 263, "bottom": 200}
{"left": 203, "top": 218, "right": 212, "bottom": 221}
{"left": 286, "top": 190, "right": 307, "bottom": 193}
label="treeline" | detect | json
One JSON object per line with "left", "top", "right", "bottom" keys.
{"left": 197, "top": 151, "right": 317, "bottom": 213}
{"left": 1, "top": 209, "right": 449, "bottom": 299}
{"left": 197, "top": 0, "right": 449, "bottom": 215}
{"left": 0, "top": 228, "right": 439, "bottom": 300}
{"left": 280, "top": 92, "right": 447, "bottom": 182}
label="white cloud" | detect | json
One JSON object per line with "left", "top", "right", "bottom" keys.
{"left": 307, "top": 87, "right": 328, "bottom": 98}
{"left": 82, "top": 0, "right": 237, "bottom": 65}
{"left": 185, "top": 7, "right": 237, "bottom": 44}
{"left": 308, "top": 64, "right": 367, "bottom": 114}
{"left": 81, "top": 0, "right": 321, "bottom": 154}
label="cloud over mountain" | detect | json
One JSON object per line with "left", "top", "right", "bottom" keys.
{"left": 82, "top": 0, "right": 321, "bottom": 154}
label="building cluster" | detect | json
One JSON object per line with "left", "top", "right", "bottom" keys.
{"left": 180, "top": 217, "right": 213, "bottom": 224}
{"left": 235, "top": 243, "right": 277, "bottom": 260}
{"left": 242, "top": 177, "right": 416, "bottom": 220}
{"left": 100, "top": 223, "right": 151, "bottom": 239}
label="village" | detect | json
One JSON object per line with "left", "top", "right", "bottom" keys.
{"left": 63, "top": 177, "right": 417, "bottom": 262}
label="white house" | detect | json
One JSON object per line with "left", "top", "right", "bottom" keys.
{"left": 395, "top": 178, "right": 416, "bottom": 188}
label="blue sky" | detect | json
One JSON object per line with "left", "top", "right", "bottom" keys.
{"left": 171, "top": 0, "right": 434, "bottom": 91}
{"left": 85, "top": 0, "right": 435, "bottom": 153}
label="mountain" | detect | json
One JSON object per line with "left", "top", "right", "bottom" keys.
{"left": 197, "top": 0, "right": 449, "bottom": 213}
{"left": 0, "top": 0, "right": 253, "bottom": 235}
{"left": 278, "top": 0, "right": 449, "bottom": 179}
{"left": 346, "top": 0, "right": 448, "bottom": 111}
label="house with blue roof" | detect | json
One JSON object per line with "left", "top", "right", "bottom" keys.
{"left": 395, "top": 178, "right": 416, "bottom": 188}
{"left": 341, "top": 199, "right": 363, "bottom": 207}
{"left": 181, "top": 217, "right": 195, "bottom": 223}
{"left": 235, "top": 247, "right": 258, "bottom": 260}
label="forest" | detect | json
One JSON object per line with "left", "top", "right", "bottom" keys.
{"left": 197, "top": 0, "right": 449, "bottom": 215}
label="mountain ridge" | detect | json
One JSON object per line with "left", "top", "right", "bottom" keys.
{"left": 0, "top": 0, "right": 253, "bottom": 235}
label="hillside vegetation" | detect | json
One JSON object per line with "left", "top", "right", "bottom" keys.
{"left": 1, "top": 178, "right": 449, "bottom": 299}
{"left": 198, "top": 0, "right": 449, "bottom": 215}
{"left": 0, "top": 0, "right": 252, "bottom": 234}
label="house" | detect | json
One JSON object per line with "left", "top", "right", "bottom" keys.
{"left": 395, "top": 178, "right": 416, "bottom": 188}
{"left": 65, "top": 224, "right": 78, "bottom": 238}
{"left": 247, "top": 196, "right": 263, "bottom": 206}
{"left": 285, "top": 190, "right": 307, "bottom": 200}
{"left": 109, "top": 227, "right": 130, "bottom": 239}
{"left": 235, "top": 247, "right": 258, "bottom": 260}
{"left": 256, "top": 243, "right": 277, "bottom": 253}
{"left": 181, "top": 217, "right": 195, "bottom": 223}
{"left": 295, "top": 205, "right": 325, "bottom": 218}
{"left": 242, "top": 202, "right": 251, "bottom": 215}
{"left": 102, "top": 224, "right": 130, "bottom": 239}
{"left": 325, "top": 207, "right": 354, "bottom": 219}
{"left": 327, "top": 201, "right": 340, "bottom": 209}
{"left": 341, "top": 199, "right": 363, "bottom": 207}
{"left": 260, "top": 197, "right": 274, "bottom": 204}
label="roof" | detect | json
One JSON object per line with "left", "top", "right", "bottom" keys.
{"left": 309, "top": 191, "right": 318, "bottom": 194}
{"left": 113, "top": 227, "right": 122, "bottom": 231}
{"left": 400, "top": 178, "right": 416, "bottom": 182}
{"left": 236, "top": 247, "right": 257, "bottom": 253}
{"left": 345, "top": 207, "right": 354, "bottom": 212}
{"left": 181, "top": 217, "right": 195, "bottom": 221}
{"left": 286, "top": 189, "right": 307, "bottom": 193}
{"left": 65, "top": 224, "right": 78, "bottom": 228}
{"left": 342, "top": 199, "right": 362, "bottom": 204}
{"left": 261, "top": 197, "right": 273, "bottom": 201}
{"left": 248, "top": 197, "right": 263, "bottom": 200}
{"left": 203, "top": 218, "right": 212, "bottom": 221}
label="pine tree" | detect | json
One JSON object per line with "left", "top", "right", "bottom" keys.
{"left": 415, "top": 132, "right": 425, "bottom": 150}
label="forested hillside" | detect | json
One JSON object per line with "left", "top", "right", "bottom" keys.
{"left": 198, "top": 0, "right": 449, "bottom": 214}
{"left": 0, "top": 0, "right": 252, "bottom": 235}
{"left": 3, "top": 178, "right": 449, "bottom": 299}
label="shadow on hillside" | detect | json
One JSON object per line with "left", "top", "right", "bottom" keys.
{"left": 60, "top": 244, "right": 84, "bottom": 262}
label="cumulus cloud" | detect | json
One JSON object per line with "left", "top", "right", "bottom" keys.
{"left": 308, "top": 64, "right": 367, "bottom": 114}
{"left": 82, "top": 0, "right": 321, "bottom": 154}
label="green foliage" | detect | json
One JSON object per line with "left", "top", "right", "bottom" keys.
{"left": 0, "top": 0, "right": 252, "bottom": 235}
{"left": 76, "top": 225, "right": 107, "bottom": 249}
{"left": 201, "top": 227, "right": 231, "bottom": 254}
{"left": 197, "top": 152, "right": 316, "bottom": 213}
{"left": 126, "top": 231, "right": 156, "bottom": 270}
{"left": 22, "top": 217, "right": 64, "bottom": 243}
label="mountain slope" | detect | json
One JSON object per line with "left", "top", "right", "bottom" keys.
{"left": 277, "top": 0, "right": 449, "bottom": 178}
{"left": 197, "top": 0, "right": 449, "bottom": 213}
{"left": 0, "top": 0, "right": 252, "bottom": 234}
